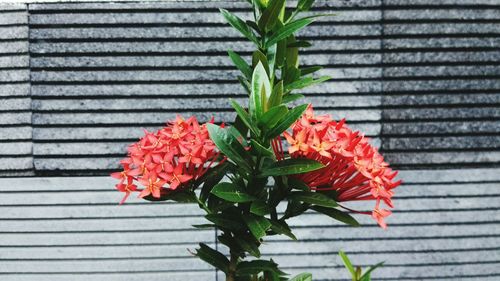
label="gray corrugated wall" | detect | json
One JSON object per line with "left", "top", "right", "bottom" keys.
{"left": 0, "top": 0, "right": 499, "bottom": 280}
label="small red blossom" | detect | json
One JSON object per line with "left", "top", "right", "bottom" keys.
{"left": 272, "top": 105, "right": 401, "bottom": 229}
{"left": 111, "top": 115, "right": 223, "bottom": 204}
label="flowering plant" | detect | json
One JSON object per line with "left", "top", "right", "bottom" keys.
{"left": 112, "top": 0, "right": 400, "bottom": 280}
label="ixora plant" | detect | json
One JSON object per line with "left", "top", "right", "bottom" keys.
{"left": 111, "top": 0, "right": 400, "bottom": 280}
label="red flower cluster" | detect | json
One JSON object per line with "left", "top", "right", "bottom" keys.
{"left": 111, "top": 115, "right": 221, "bottom": 204}
{"left": 272, "top": 106, "right": 401, "bottom": 228}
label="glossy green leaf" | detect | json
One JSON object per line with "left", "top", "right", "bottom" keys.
{"left": 207, "top": 123, "right": 253, "bottom": 171}
{"left": 250, "top": 139, "right": 274, "bottom": 157}
{"left": 267, "top": 43, "right": 277, "bottom": 79}
{"left": 339, "top": 251, "right": 356, "bottom": 277}
{"left": 199, "top": 162, "right": 229, "bottom": 203}
{"left": 289, "top": 191, "right": 338, "bottom": 208}
{"left": 236, "top": 260, "right": 281, "bottom": 276}
{"left": 243, "top": 214, "right": 272, "bottom": 240}
{"left": 286, "top": 35, "right": 299, "bottom": 68}
{"left": 230, "top": 99, "right": 259, "bottom": 135}
{"left": 268, "top": 80, "right": 283, "bottom": 108}
{"left": 250, "top": 200, "right": 272, "bottom": 216}
{"left": 287, "top": 177, "right": 310, "bottom": 191}
{"left": 285, "top": 76, "right": 331, "bottom": 92}
{"left": 211, "top": 182, "right": 257, "bottom": 203}
{"left": 234, "top": 235, "right": 261, "bottom": 258}
{"left": 283, "top": 200, "right": 309, "bottom": 219}
{"left": 252, "top": 50, "right": 270, "bottom": 75}
{"left": 196, "top": 243, "right": 230, "bottom": 273}
{"left": 289, "top": 273, "right": 313, "bottom": 281}
{"left": 300, "top": 66, "right": 322, "bottom": 75}
{"left": 275, "top": 30, "right": 287, "bottom": 67}
{"left": 220, "top": 9, "right": 259, "bottom": 45}
{"left": 269, "top": 220, "right": 297, "bottom": 240}
{"left": 283, "top": 66, "right": 301, "bottom": 85}
{"left": 311, "top": 206, "right": 360, "bottom": 226}
{"left": 250, "top": 62, "right": 271, "bottom": 119}
{"left": 265, "top": 17, "right": 315, "bottom": 48}
{"left": 205, "top": 213, "right": 245, "bottom": 231}
{"left": 287, "top": 40, "right": 312, "bottom": 48}
{"left": 282, "top": 93, "right": 305, "bottom": 104}
{"left": 265, "top": 103, "right": 308, "bottom": 138}
{"left": 260, "top": 158, "right": 324, "bottom": 177}
{"left": 360, "top": 262, "right": 384, "bottom": 281}
{"left": 258, "top": 0, "right": 286, "bottom": 31}
{"left": 297, "top": 0, "right": 315, "bottom": 11}
{"left": 228, "top": 50, "right": 252, "bottom": 79}
{"left": 238, "top": 75, "right": 251, "bottom": 95}
{"left": 259, "top": 104, "right": 289, "bottom": 128}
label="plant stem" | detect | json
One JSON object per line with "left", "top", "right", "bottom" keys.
{"left": 195, "top": 196, "right": 212, "bottom": 214}
{"left": 226, "top": 251, "right": 239, "bottom": 281}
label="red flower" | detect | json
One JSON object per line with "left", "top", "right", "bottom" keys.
{"left": 111, "top": 115, "right": 223, "bottom": 204}
{"left": 272, "top": 105, "right": 401, "bottom": 228}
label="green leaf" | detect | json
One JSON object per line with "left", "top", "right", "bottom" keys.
{"left": 269, "top": 220, "right": 297, "bottom": 240}
{"left": 220, "top": 8, "right": 259, "bottom": 45}
{"left": 234, "top": 235, "right": 261, "bottom": 258}
{"left": 250, "top": 62, "right": 271, "bottom": 120}
{"left": 243, "top": 214, "right": 272, "bottom": 240}
{"left": 211, "top": 182, "right": 257, "bottom": 203}
{"left": 205, "top": 213, "right": 245, "bottom": 231}
{"left": 238, "top": 75, "right": 251, "bottom": 95}
{"left": 282, "top": 93, "right": 305, "bottom": 104}
{"left": 287, "top": 177, "right": 310, "bottom": 191}
{"left": 267, "top": 43, "right": 277, "bottom": 78}
{"left": 297, "top": 0, "right": 315, "bottom": 11}
{"left": 275, "top": 31, "right": 287, "bottom": 67}
{"left": 266, "top": 103, "right": 308, "bottom": 138}
{"left": 283, "top": 200, "right": 309, "bottom": 219}
{"left": 250, "top": 200, "right": 271, "bottom": 216}
{"left": 236, "top": 260, "right": 281, "bottom": 276}
{"left": 250, "top": 139, "right": 274, "bottom": 157}
{"left": 289, "top": 191, "right": 338, "bottom": 208}
{"left": 286, "top": 35, "right": 299, "bottom": 68}
{"left": 228, "top": 50, "right": 252, "bottom": 79}
{"left": 311, "top": 206, "right": 360, "bottom": 226}
{"left": 360, "top": 262, "right": 384, "bottom": 281}
{"left": 285, "top": 76, "right": 331, "bottom": 92}
{"left": 339, "top": 251, "right": 356, "bottom": 277}
{"left": 258, "top": 0, "right": 286, "bottom": 31}
{"left": 199, "top": 162, "right": 229, "bottom": 202}
{"left": 289, "top": 273, "right": 313, "bottom": 281}
{"left": 287, "top": 40, "right": 312, "bottom": 48}
{"left": 284, "top": 66, "right": 301, "bottom": 85}
{"left": 260, "top": 158, "right": 324, "bottom": 177}
{"left": 259, "top": 104, "right": 289, "bottom": 128}
{"left": 265, "top": 17, "right": 315, "bottom": 48}
{"left": 300, "top": 66, "right": 322, "bottom": 76}
{"left": 230, "top": 99, "right": 259, "bottom": 135}
{"left": 196, "top": 243, "right": 230, "bottom": 273}
{"left": 252, "top": 50, "right": 270, "bottom": 75}
{"left": 268, "top": 80, "right": 284, "bottom": 108}
{"left": 207, "top": 123, "right": 253, "bottom": 171}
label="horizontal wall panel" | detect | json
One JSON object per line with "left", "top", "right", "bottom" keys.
{"left": 384, "top": 37, "right": 500, "bottom": 49}
{"left": 29, "top": 67, "right": 378, "bottom": 82}
{"left": 30, "top": 39, "right": 381, "bottom": 54}
{"left": 0, "top": 273, "right": 215, "bottom": 281}
{"left": 31, "top": 53, "right": 382, "bottom": 68}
